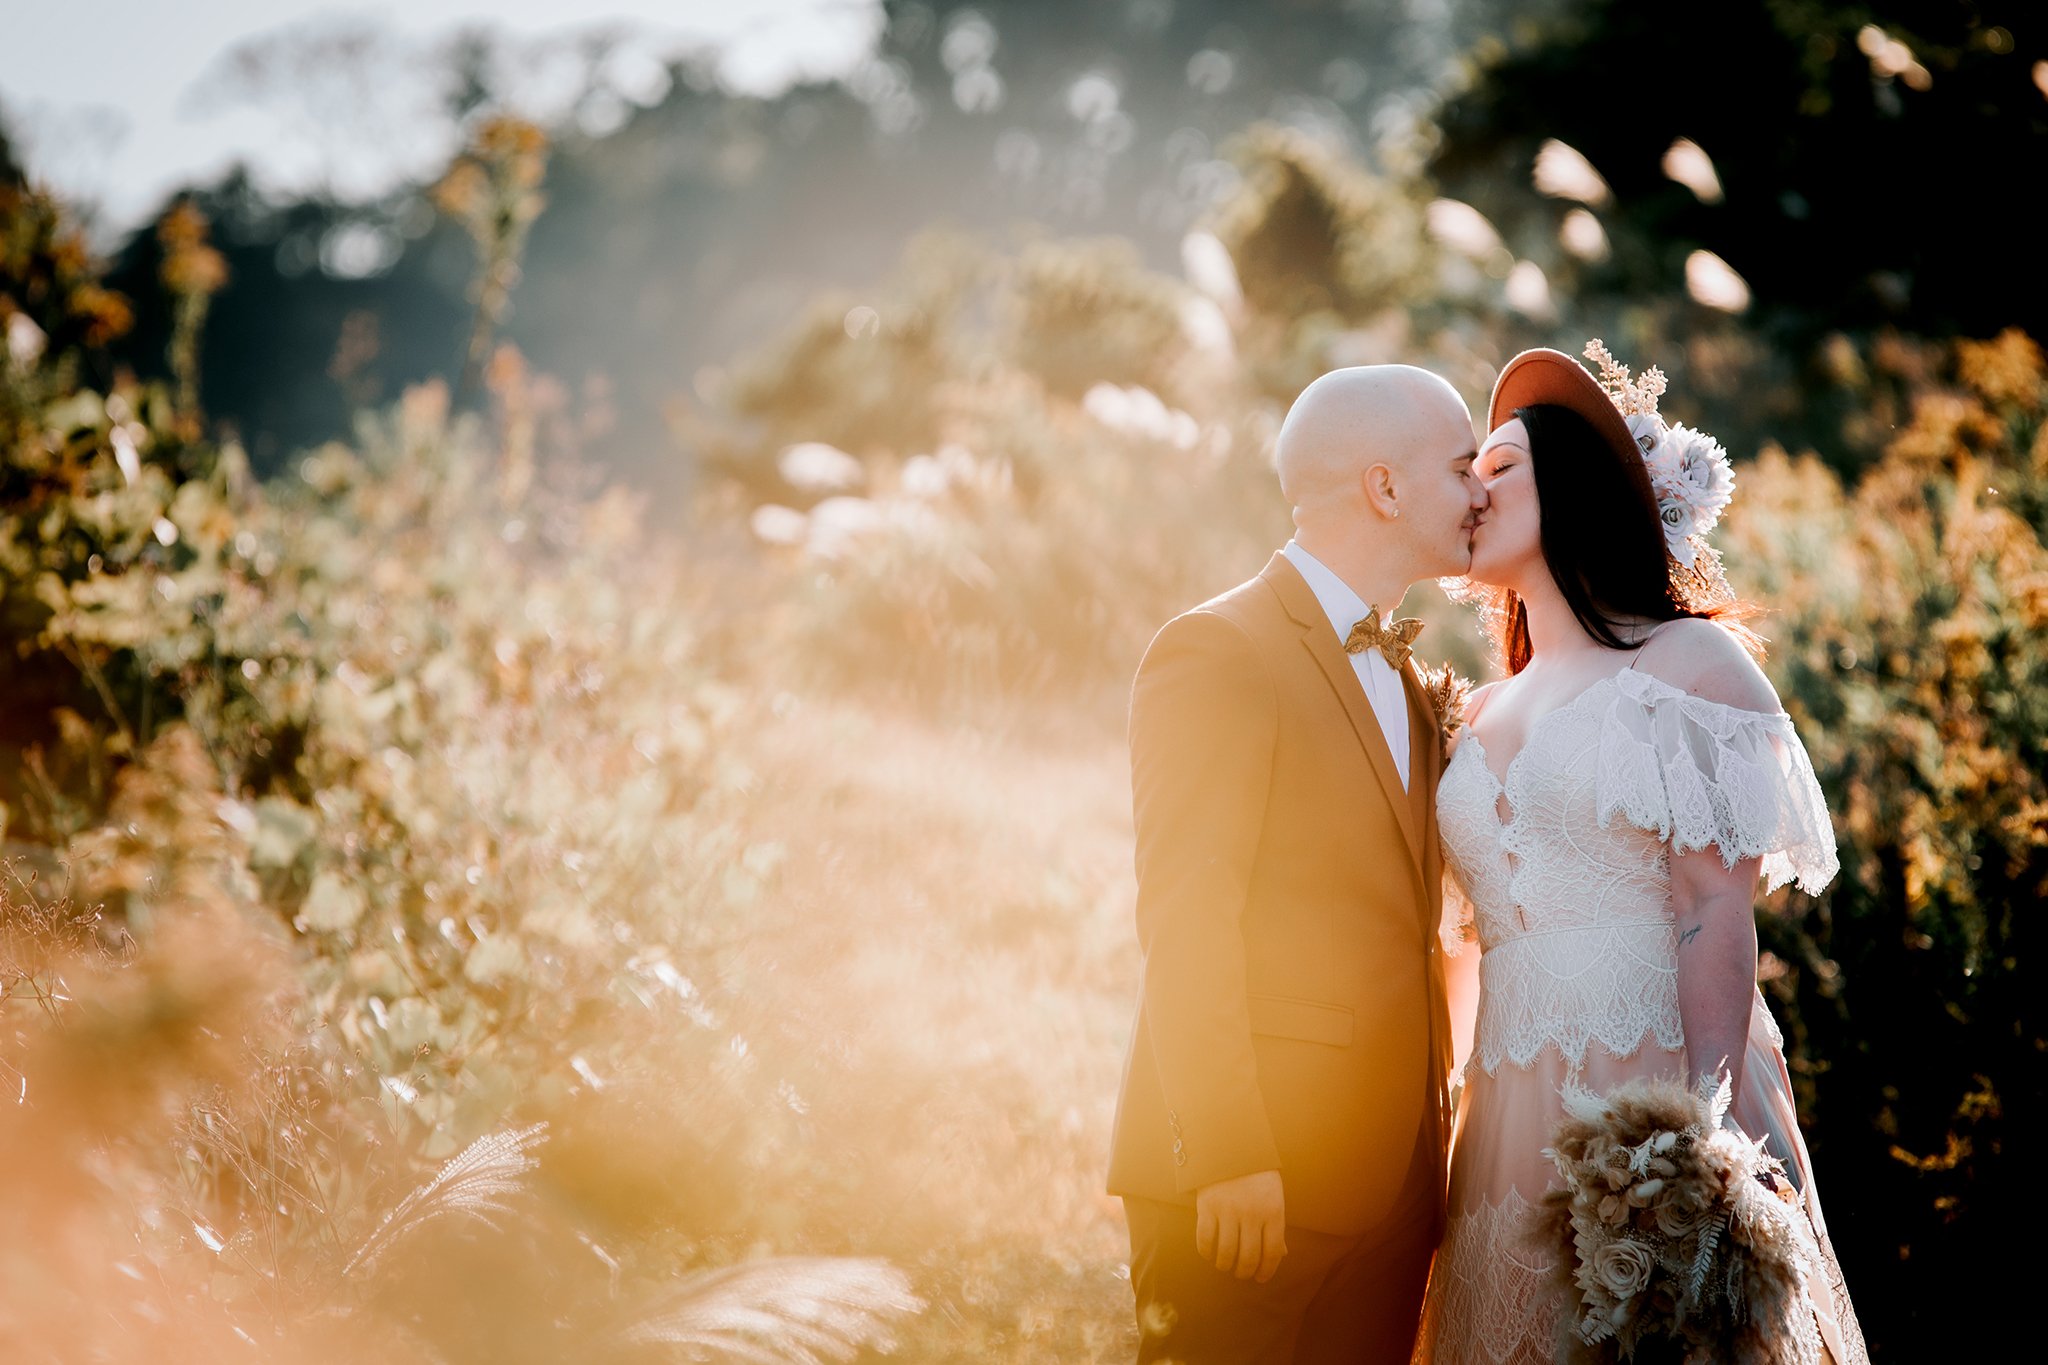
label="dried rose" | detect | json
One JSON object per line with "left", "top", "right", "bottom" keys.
{"left": 1653, "top": 1198, "right": 1706, "bottom": 1238}
{"left": 1591, "top": 1238, "right": 1655, "bottom": 1299}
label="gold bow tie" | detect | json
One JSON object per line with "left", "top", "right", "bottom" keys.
{"left": 1344, "top": 607, "right": 1424, "bottom": 669}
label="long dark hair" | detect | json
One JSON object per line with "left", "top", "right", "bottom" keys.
{"left": 1489, "top": 402, "right": 1745, "bottom": 674}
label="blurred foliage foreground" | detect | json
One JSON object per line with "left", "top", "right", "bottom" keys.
{"left": 0, "top": 178, "right": 942, "bottom": 1362}
{"left": 4, "top": 123, "right": 2047, "bottom": 1362}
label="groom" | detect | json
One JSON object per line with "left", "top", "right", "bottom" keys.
{"left": 1107, "top": 365, "right": 1487, "bottom": 1363}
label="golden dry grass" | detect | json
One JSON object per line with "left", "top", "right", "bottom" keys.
{"left": 721, "top": 685, "right": 1143, "bottom": 1361}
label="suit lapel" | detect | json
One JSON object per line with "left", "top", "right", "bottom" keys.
{"left": 1401, "top": 660, "right": 1443, "bottom": 935}
{"left": 1402, "top": 661, "right": 1435, "bottom": 849}
{"left": 1260, "top": 554, "right": 1426, "bottom": 886}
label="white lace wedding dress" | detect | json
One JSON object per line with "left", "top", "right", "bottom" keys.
{"left": 1413, "top": 666, "right": 1869, "bottom": 1364}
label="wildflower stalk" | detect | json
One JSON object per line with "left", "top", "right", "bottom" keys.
{"left": 156, "top": 199, "right": 227, "bottom": 428}
{"left": 433, "top": 116, "right": 549, "bottom": 410}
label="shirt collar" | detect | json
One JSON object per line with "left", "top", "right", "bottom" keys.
{"left": 1281, "top": 540, "right": 1379, "bottom": 644}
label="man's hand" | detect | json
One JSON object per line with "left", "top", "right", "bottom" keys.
{"left": 1194, "top": 1169, "right": 1287, "bottom": 1282}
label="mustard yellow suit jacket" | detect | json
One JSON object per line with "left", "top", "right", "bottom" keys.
{"left": 1106, "top": 552, "right": 1455, "bottom": 1238}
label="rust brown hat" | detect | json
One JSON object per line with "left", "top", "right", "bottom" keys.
{"left": 1486, "top": 347, "right": 1641, "bottom": 465}
{"left": 1481, "top": 341, "right": 1744, "bottom": 616}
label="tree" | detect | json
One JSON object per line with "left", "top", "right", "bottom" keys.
{"left": 1427, "top": 0, "right": 2047, "bottom": 467}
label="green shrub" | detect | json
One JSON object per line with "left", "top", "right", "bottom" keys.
{"left": 1724, "top": 329, "right": 2048, "bottom": 1343}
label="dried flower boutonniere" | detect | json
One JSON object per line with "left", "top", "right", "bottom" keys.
{"left": 1415, "top": 660, "right": 1475, "bottom": 762}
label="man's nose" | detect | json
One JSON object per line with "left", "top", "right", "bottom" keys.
{"left": 1470, "top": 479, "right": 1491, "bottom": 509}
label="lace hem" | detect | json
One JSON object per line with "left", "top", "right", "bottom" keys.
{"left": 1474, "top": 920, "right": 1684, "bottom": 1076}
{"left": 1414, "top": 1188, "right": 1558, "bottom": 1365}
{"left": 1414, "top": 1182, "right": 1869, "bottom": 1365}
{"left": 1598, "top": 670, "right": 1839, "bottom": 895}
{"left": 1814, "top": 1219, "right": 1873, "bottom": 1365}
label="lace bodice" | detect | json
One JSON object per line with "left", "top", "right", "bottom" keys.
{"left": 1419, "top": 668, "right": 1865, "bottom": 1365}
{"left": 1438, "top": 668, "right": 1838, "bottom": 1076}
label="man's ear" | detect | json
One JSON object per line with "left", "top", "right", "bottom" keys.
{"left": 1361, "top": 462, "right": 1400, "bottom": 520}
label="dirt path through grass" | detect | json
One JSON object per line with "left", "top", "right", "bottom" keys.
{"left": 727, "top": 687, "right": 1143, "bottom": 1361}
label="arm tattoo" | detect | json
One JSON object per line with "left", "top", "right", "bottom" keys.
{"left": 1677, "top": 924, "right": 1703, "bottom": 949}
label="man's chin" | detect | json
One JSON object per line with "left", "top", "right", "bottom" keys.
{"left": 1439, "top": 535, "right": 1481, "bottom": 581}
{"left": 1444, "top": 550, "right": 1472, "bottom": 580}
{"left": 1451, "top": 539, "right": 1508, "bottom": 587}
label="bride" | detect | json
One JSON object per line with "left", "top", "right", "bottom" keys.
{"left": 1413, "top": 344, "right": 1868, "bottom": 1364}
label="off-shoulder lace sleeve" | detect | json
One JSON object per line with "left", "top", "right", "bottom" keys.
{"left": 1596, "top": 669, "right": 1839, "bottom": 895}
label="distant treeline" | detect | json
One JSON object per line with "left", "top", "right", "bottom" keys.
{"left": 40, "top": 0, "right": 2038, "bottom": 486}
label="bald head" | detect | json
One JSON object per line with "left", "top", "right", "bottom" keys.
{"left": 1276, "top": 365, "right": 1473, "bottom": 512}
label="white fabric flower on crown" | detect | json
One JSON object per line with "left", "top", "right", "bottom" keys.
{"left": 1628, "top": 414, "right": 1735, "bottom": 567}
{"left": 1586, "top": 341, "right": 1736, "bottom": 570}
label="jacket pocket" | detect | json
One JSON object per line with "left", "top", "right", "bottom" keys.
{"left": 1246, "top": 993, "right": 1354, "bottom": 1047}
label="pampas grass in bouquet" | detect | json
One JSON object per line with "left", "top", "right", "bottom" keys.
{"left": 1537, "top": 1074, "right": 1828, "bottom": 1365}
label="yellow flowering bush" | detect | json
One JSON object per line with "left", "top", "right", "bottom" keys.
{"left": 1722, "top": 329, "right": 2048, "bottom": 1340}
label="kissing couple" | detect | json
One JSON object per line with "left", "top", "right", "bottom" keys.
{"left": 1106, "top": 345, "right": 1869, "bottom": 1363}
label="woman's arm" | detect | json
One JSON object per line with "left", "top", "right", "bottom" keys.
{"left": 1639, "top": 617, "right": 1784, "bottom": 1097}
{"left": 1670, "top": 845, "right": 1763, "bottom": 1095}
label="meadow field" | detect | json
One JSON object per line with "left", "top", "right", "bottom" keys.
{"left": 4, "top": 4, "right": 2045, "bottom": 1360}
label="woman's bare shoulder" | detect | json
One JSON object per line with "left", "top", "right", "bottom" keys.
{"left": 1637, "top": 617, "right": 1779, "bottom": 715}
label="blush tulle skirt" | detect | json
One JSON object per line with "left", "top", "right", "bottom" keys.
{"left": 1412, "top": 991, "right": 1868, "bottom": 1365}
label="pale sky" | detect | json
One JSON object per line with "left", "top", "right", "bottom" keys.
{"left": 0, "top": 0, "right": 886, "bottom": 241}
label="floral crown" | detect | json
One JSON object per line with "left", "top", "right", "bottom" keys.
{"left": 1584, "top": 339, "right": 1737, "bottom": 611}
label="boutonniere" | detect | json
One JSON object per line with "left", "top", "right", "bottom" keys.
{"left": 1415, "top": 660, "right": 1475, "bottom": 761}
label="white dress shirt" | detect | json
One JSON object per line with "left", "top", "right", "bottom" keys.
{"left": 1281, "top": 540, "right": 1412, "bottom": 789}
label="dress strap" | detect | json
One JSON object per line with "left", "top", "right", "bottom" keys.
{"left": 1623, "top": 617, "right": 1682, "bottom": 673}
